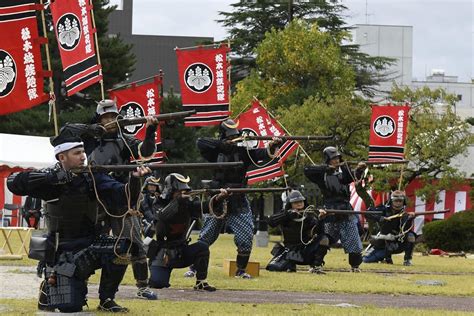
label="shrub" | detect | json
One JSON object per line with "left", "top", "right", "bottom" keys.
{"left": 422, "top": 210, "right": 474, "bottom": 252}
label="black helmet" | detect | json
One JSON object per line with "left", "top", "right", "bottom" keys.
{"left": 323, "top": 146, "right": 342, "bottom": 164}
{"left": 390, "top": 190, "right": 407, "bottom": 205}
{"left": 288, "top": 190, "right": 305, "bottom": 203}
{"left": 219, "top": 118, "right": 240, "bottom": 140}
{"left": 145, "top": 176, "right": 160, "bottom": 187}
{"left": 162, "top": 173, "right": 191, "bottom": 197}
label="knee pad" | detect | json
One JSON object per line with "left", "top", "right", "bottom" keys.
{"left": 319, "top": 236, "right": 330, "bottom": 247}
{"left": 406, "top": 233, "right": 416, "bottom": 243}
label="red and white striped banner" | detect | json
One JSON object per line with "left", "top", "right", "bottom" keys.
{"left": 350, "top": 179, "right": 472, "bottom": 233}
{"left": 176, "top": 45, "right": 230, "bottom": 126}
{"left": 50, "top": 0, "right": 101, "bottom": 96}
{"left": 236, "top": 100, "right": 298, "bottom": 184}
{"left": 0, "top": 0, "right": 50, "bottom": 115}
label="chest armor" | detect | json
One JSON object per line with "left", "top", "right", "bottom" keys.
{"left": 215, "top": 151, "right": 245, "bottom": 186}
{"left": 89, "top": 138, "right": 126, "bottom": 165}
{"left": 324, "top": 170, "right": 349, "bottom": 201}
{"left": 44, "top": 176, "right": 98, "bottom": 239}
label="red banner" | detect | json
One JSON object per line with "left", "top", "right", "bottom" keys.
{"left": 237, "top": 100, "right": 298, "bottom": 184}
{"left": 176, "top": 45, "right": 230, "bottom": 126}
{"left": 109, "top": 79, "right": 164, "bottom": 162}
{"left": 50, "top": 0, "right": 101, "bottom": 96}
{"left": 369, "top": 105, "right": 410, "bottom": 162}
{"left": 0, "top": 0, "right": 50, "bottom": 115}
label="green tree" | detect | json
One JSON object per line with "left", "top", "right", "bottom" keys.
{"left": 231, "top": 20, "right": 356, "bottom": 113}
{"left": 0, "top": 0, "right": 135, "bottom": 136}
{"left": 219, "top": 0, "right": 393, "bottom": 94}
{"left": 369, "top": 85, "right": 473, "bottom": 200}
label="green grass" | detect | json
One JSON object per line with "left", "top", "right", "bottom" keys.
{"left": 1, "top": 299, "right": 473, "bottom": 316}
{"left": 2, "top": 233, "right": 474, "bottom": 297}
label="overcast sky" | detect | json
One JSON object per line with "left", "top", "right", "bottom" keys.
{"left": 111, "top": 0, "right": 473, "bottom": 82}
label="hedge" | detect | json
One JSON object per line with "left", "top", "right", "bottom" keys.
{"left": 422, "top": 210, "right": 474, "bottom": 252}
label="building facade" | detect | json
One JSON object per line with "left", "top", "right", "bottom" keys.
{"left": 352, "top": 24, "right": 474, "bottom": 120}
{"left": 107, "top": 0, "right": 213, "bottom": 92}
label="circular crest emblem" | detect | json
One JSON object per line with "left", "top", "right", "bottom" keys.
{"left": 184, "top": 63, "right": 213, "bottom": 93}
{"left": 119, "top": 102, "right": 145, "bottom": 135}
{"left": 56, "top": 13, "right": 82, "bottom": 51}
{"left": 239, "top": 128, "right": 259, "bottom": 149}
{"left": 373, "top": 115, "right": 396, "bottom": 138}
{"left": 0, "top": 50, "right": 17, "bottom": 98}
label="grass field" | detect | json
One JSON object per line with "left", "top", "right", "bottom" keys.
{"left": 1, "top": 232, "right": 473, "bottom": 298}
{"left": 0, "top": 298, "right": 473, "bottom": 316}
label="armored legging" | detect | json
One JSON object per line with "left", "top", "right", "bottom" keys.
{"left": 324, "top": 215, "right": 363, "bottom": 267}
{"left": 363, "top": 232, "right": 416, "bottom": 263}
{"left": 198, "top": 199, "right": 254, "bottom": 270}
{"left": 149, "top": 241, "right": 210, "bottom": 289}
{"left": 109, "top": 214, "right": 149, "bottom": 288}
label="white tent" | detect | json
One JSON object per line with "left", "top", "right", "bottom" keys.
{"left": 0, "top": 133, "right": 56, "bottom": 227}
{"left": 0, "top": 133, "right": 56, "bottom": 169}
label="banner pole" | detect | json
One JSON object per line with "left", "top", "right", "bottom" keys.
{"left": 256, "top": 97, "right": 316, "bottom": 165}
{"left": 40, "top": 0, "right": 58, "bottom": 136}
{"left": 90, "top": 1, "right": 105, "bottom": 100}
{"left": 174, "top": 42, "right": 229, "bottom": 51}
{"left": 227, "top": 39, "right": 231, "bottom": 114}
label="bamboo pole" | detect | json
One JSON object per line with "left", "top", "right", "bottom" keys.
{"left": 255, "top": 97, "right": 316, "bottom": 165}
{"left": 40, "top": 0, "right": 58, "bottom": 136}
{"left": 89, "top": 0, "right": 105, "bottom": 100}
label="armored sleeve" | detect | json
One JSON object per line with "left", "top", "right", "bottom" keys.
{"left": 304, "top": 165, "right": 327, "bottom": 187}
{"left": 365, "top": 205, "right": 388, "bottom": 222}
{"left": 268, "top": 209, "right": 289, "bottom": 227}
{"left": 7, "top": 169, "right": 59, "bottom": 201}
{"left": 196, "top": 137, "right": 221, "bottom": 162}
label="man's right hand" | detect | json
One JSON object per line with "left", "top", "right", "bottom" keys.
{"left": 87, "top": 124, "right": 107, "bottom": 137}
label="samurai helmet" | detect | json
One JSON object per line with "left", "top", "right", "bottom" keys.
{"left": 145, "top": 176, "right": 160, "bottom": 187}
{"left": 162, "top": 173, "right": 191, "bottom": 197}
{"left": 288, "top": 190, "right": 306, "bottom": 203}
{"left": 219, "top": 118, "right": 240, "bottom": 140}
{"left": 96, "top": 99, "right": 119, "bottom": 117}
{"left": 390, "top": 190, "right": 407, "bottom": 204}
{"left": 323, "top": 146, "right": 342, "bottom": 164}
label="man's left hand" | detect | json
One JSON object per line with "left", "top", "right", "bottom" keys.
{"left": 406, "top": 212, "right": 415, "bottom": 218}
{"left": 132, "top": 166, "right": 152, "bottom": 177}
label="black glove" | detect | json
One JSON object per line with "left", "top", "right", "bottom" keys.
{"left": 47, "top": 168, "right": 73, "bottom": 185}
{"left": 87, "top": 123, "right": 106, "bottom": 137}
{"left": 286, "top": 209, "right": 300, "bottom": 220}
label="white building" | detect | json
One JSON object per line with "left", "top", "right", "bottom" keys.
{"left": 352, "top": 24, "right": 474, "bottom": 120}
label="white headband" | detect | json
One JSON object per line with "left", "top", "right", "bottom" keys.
{"left": 54, "top": 142, "right": 84, "bottom": 156}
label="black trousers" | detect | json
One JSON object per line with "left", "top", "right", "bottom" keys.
{"left": 149, "top": 241, "right": 210, "bottom": 289}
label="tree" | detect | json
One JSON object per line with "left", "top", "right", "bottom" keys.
{"left": 218, "top": 0, "right": 393, "bottom": 94}
{"left": 369, "top": 85, "right": 473, "bottom": 200}
{"left": 231, "top": 20, "right": 356, "bottom": 113}
{"left": 0, "top": 0, "right": 136, "bottom": 136}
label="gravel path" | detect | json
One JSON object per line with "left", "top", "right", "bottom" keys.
{"left": 1, "top": 266, "right": 473, "bottom": 312}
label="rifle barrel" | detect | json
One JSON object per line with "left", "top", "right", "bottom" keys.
{"left": 345, "top": 160, "right": 409, "bottom": 165}
{"left": 71, "top": 162, "right": 244, "bottom": 173}
{"left": 117, "top": 110, "right": 196, "bottom": 127}
{"left": 239, "top": 135, "right": 333, "bottom": 141}
{"left": 190, "top": 187, "right": 290, "bottom": 195}
{"left": 413, "top": 210, "right": 450, "bottom": 216}
{"left": 325, "top": 209, "right": 383, "bottom": 215}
